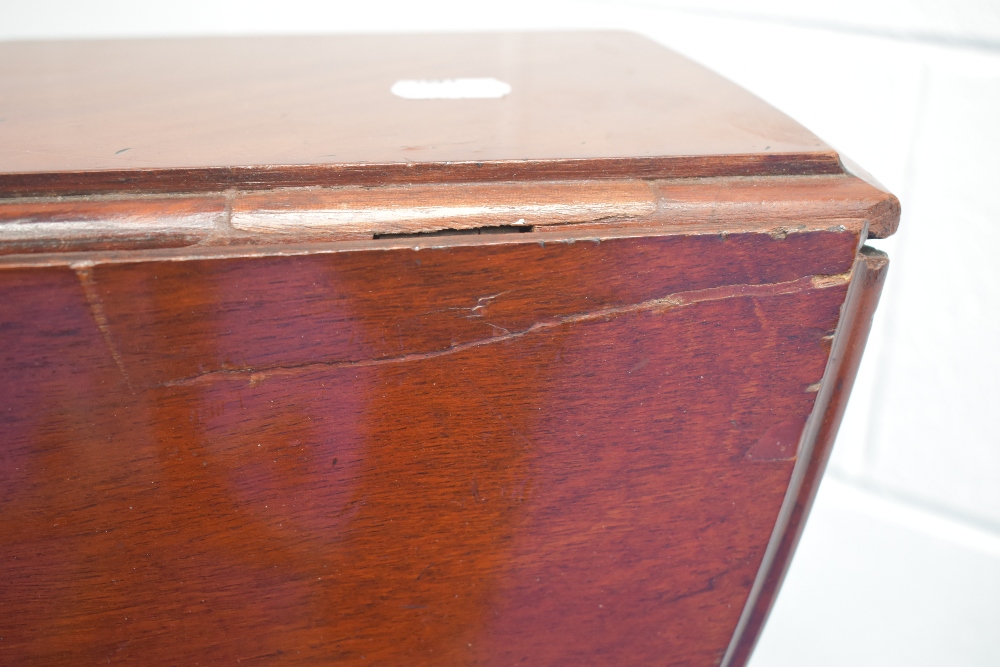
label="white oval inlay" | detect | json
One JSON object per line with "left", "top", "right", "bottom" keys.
{"left": 390, "top": 77, "right": 511, "bottom": 100}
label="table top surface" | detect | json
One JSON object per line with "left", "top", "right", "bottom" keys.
{"left": 0, "top": 31, "right": 841, "bottom": 195}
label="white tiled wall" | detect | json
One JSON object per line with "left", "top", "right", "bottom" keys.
{"left": 3, "top": 1, "right": 998, "bottom": 664}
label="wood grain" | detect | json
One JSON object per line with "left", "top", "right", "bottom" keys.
{"left": 0, "top": 173, "right": 900, "bottom": 255}
{"left": 229, "top": 180, "right": 657, "bottom": 238}
{"left": 0, "top": 225, "right": 875, "bottom": 665}
{"left": 0, "top": 32, "right": 840, "bottom": 197}
{"left": 0, "top": 195, "right": 226, "bottom": 254}
{"left": 0, "top": 29, "right": 898, "bottom": 666}
{"left": 648, "top": 174, "right": 900, "bottom": 239}
{"left": 723, "top": 247, "right": 890, "bottom": 667}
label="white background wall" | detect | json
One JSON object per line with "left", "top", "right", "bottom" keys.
{"left": 3, "top": 2, "right": 998, "bottom": 665}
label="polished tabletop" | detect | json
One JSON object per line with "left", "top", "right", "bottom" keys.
{"left": 0, "top": 31, "right": 839, "bottom": 195}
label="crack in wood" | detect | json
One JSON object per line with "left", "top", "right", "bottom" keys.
{"left": 158, "top": 269, "right": 852, "bottom": 390}
{"left": 72, "top": 261, "right": 134, "bottom": 392}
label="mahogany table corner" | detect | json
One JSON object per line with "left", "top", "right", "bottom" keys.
{"left": 0, "top": 31, "right": 898, "bottom": 666}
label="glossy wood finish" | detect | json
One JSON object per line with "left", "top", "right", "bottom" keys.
{"left": 0, "top": 173, "right": 898, "bottom": 256}
{"left": 2, "top": 226, "right": 862, "bottom": 665}
{"left": 0, "top": 32, "right": 841, "bottom": 197}
{"left": 724, "top": 246, "right": 890, "bottom": 666}
{"left": 0, "top": 31, "right": 899, "bottom": 666}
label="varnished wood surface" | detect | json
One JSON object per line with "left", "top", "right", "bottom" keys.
{"left": 0, "top": 29, "right": 899, "bottom": 666}
{"left": 0, "top": 32, "right": 841, "bottom": 196}
{"left": 1, "top": 224, "right": 874, "bottom": 665}
{"left": 0, "top": 173, "right": 900, "bottom": 256}
{"left": 724, "top": 247, "right": 889, "bottom": 666}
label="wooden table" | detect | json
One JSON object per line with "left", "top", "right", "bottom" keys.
{"left": 0, "top": 32, "right": 897, "bottom": 666}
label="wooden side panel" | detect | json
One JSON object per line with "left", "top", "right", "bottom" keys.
{"left": 85, "top": 231, "right": 857, "bottom": 389}
{"left": 724, "top": 247, "right": 890, "bottom": 667}
{"left": 0, "top": 230, "right": 859, "bottom": 665}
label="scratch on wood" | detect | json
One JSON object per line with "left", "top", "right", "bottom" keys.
{"left": 220, "top": 189, "right": 236, "bottom": 234}
{"left": 73, "top": 261, "right": 133, "bottom": 391}
{"left": 158, "top": 268, "right": 853, "bottom": 389}
{"left": 467, "top": 292, "right": 507, "bottom": 320}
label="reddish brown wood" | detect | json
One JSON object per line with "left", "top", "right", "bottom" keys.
{"left": 723, "top": 247, "right": 890, "bottom": 667}
{"left": 0, "top": 31, "right": 899, "bottom": 666}
{"left": 0, "top": 174, "right": 898, "bottom": 255}
{"left": 0, "top": 195, "right": 228, "bottom": 254}
{"left": 1, "top": 227, "right": 862, "bottom": 665}
{"left": 0, "top": 32, "right": 841, "bottom": 197}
